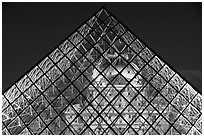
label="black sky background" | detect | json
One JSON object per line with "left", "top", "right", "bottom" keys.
{"left": 2, "top": 2, "right": 202, "bottom": 93}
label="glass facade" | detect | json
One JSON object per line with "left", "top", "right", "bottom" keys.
{"left": 2, "top": 8, "right": 202, "bottom": 135}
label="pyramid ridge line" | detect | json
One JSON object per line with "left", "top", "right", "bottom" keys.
{"left": 3, "top": 7, "right": 201, "bottom": 96}
{"left": 3, "top": 7, "right": 201, "bottom": 95}
{"left": 2, "top": 7, "right": 108, "bottom": 94}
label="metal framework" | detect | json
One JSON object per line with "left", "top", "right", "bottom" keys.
{"left": 2, "top": 8, "right": 202, "bottom": 135}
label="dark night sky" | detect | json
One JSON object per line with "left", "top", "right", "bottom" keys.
{"left": 2, "top": 2, "right": 202, "bottom": 93}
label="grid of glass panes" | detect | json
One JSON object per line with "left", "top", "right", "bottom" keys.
{"left": 2, "top": 8, "right": 202, "bottom": 135}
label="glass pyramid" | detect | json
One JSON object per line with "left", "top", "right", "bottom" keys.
{"left": 2, "top": 7, "right": 202, "bottom": 135}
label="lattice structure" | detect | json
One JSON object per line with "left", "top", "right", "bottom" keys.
{"left": 2, "top": 8, "right": 202, "bottom": 135}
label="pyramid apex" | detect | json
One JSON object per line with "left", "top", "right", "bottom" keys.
{"left": 95, "top": 7, "right": 111, "bottom": 21}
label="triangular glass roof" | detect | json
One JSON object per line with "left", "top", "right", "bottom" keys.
{"left": 2, "top": 7, "right": 202, "bottom": 135}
